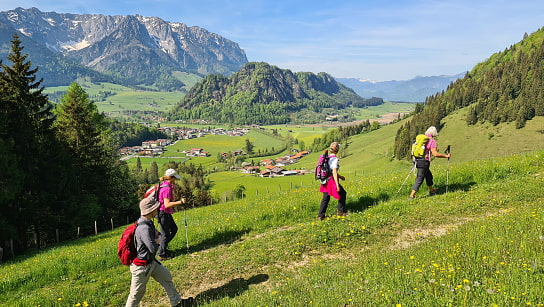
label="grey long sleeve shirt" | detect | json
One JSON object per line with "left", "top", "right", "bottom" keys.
{"left": 135, "top": 216, "right": 158, "bottom": 263}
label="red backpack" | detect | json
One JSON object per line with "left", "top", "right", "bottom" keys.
{"left": 117, "top": 222, "right": 138, "bottom": 265}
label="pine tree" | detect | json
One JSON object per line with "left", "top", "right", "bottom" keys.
{"left": 54, "top": 82, "right": 108, "bottom": 223}
{"left": 149, "top": 161, "right": 159, "bottom": 183}
{"left": 0, "top": 34, "right": 58, "bottom": 252}
{"left": 55, "top": 82, "right": 137, "bottom": 226}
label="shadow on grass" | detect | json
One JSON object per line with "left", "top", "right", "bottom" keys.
{"left": 174, "top": 229, "right": 250, "bottom": 256}
{"left": 348, "top": 193, "right": 390, "bottom": 213}
{"left": 432, "top": 181, "right": 477, "bottom": 196}
{"left": 193, "top": 274, "right": 269, "bottom": 305}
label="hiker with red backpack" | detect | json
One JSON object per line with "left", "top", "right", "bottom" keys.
{"left": 317, "top": 142, "right": 348, "bottom": 220}
{"left": 157, "top": 169, "right": 186, "bottom": 260}
{"left": 125, "top": 191, "right": 193, "bottom": 307}
{"left": 409, "top": 126, "right": 451, "bottom": 199}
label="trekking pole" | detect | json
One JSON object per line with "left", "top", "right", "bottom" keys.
{"left": 444, "top": 145, "right": 451, "bottom": 193}
{"left": 184, "top": 210, "right": 189, "bottom": 253}
{"left": 183, "top": 197, "right": 190, "bottom": 253}
{"left": 396, "top": 162, "right": 416, "bottom": 195}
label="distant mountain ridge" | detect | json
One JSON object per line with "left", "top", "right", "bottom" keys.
{"left": 0, "top": 7, "right": 248, "bottom": 89}
{"left": 336, "top": 73, "right": 466, "bottom": 102}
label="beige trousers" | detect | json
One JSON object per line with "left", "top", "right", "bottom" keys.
{"left": 125, "top": 260, "right": 181, "bottom": 307}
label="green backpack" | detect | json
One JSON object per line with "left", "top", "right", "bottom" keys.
{"left": 411, "top": 134, "right": 430, "bottom": 158}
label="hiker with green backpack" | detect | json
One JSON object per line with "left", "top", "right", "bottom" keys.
{"left": 409, "top": 126, "right": 451, "bottom": 199}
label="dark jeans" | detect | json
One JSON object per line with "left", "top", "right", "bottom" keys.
{"left": 158, "top": 211, "right": 178, "bottom": 257}
{"left": 412, "top": 159, "right": 434, "bottom": 191}
{"left": 318, "top": 185, "right": 347, "bottom": 218}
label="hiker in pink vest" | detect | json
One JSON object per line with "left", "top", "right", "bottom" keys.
{"left": 318, "top": 142, "right": 348, "bottom": 220}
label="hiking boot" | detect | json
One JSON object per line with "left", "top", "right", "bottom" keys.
{"left": 429, "top": 188, "right": 438, "bottom": 196}
{"left": 158, "top": 254, "right": 172, "bottom": 261}
{"left": 175, "top": 297, "right": 194, "bottom": 307}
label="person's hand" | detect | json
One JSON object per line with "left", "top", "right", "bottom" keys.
{"left": 155, "top": 232, "right": 163, "bottom": 244}
{"left": 181, "top": 197, "right": 187, "bottom": 204}
{"left": 445, "top": 154, "right": 451, "bottom": 158}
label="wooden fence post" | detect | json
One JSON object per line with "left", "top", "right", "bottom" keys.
{"left": 94, "top": 221, "right": 98, "bottom": 235}
{"left": 111, "top": 218, "right": 114, "bottom": 230}
{"left": 34, "top": 232, "right": 38, "bottom": 249}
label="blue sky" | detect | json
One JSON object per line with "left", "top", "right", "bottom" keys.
{"left": 1, "top": 0, "right": 543, "bottom": 81}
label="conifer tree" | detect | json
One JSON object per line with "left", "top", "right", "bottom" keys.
{"left": 0, "top": 34, "right": 58, "bottom": 252}
{"left": 55, "top": 82, "right": 138, "bottom": 224}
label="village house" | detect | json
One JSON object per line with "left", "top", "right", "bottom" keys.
{"left": 184, "top": 148, "right": 210, "bottom": 157}
{"left": 243, "top": 166, "right": 261, "bottom": 174}
{"left": 260, "top": 158, "right": 274, "bottom": 166}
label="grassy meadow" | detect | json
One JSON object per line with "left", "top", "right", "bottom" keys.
{"left": 7, "top": 90, "right": 544, "bottom": 306}
{"left": 1, "top": 149, "right": 542, "bottom": 306}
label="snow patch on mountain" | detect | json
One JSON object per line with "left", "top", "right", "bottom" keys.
{"left": 61, "top": 40, "right": 91, "bottom": 51}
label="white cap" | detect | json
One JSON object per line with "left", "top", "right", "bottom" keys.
{"left": 164, "top": 168, "right": 181, "bottom": 179}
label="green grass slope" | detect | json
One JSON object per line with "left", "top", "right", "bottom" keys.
{"left": 3, "top": 106, "right": 543, "bottom": 306}
{"left": 438, "top": 111, "right": 544, "bottom": 162}
{"left": 1, "top": 150, "right": 542, "bottom": 306}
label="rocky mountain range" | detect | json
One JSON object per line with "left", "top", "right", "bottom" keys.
{"left": 336, "top": 73, "right": 466, "bottom": 102}
{"left": 0, "top": 7, "right": 248, "bottom": 89}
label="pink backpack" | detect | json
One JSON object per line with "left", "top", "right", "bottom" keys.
{"left": 315, "top": 150, "right": 331, "bottom": 184}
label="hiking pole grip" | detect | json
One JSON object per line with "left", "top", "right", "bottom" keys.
{"left": 445, "top": 145, "right": 451, "bottom": 161}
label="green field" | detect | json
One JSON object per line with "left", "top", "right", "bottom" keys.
{"left": 45, "top": 80, "right": 186, "bottom": 118}
{"left": 353, "top": 100, "right": 414, "bottom": 121}
{"left": 1, "top": 148, "right": 542, "bottom": 306}
{"left": 128, "top": 109, "right": 544, "bottom": 202}
{"left": 94, "top": 91, "right": 182, "bottom": 114}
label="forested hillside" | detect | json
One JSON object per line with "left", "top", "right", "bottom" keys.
{"left": 168, "top": 62, "right": 383, "bottom": 125}
{"left": 0, "top": 35, "right": 137, "bottom": 254}
{"left": 393, "top": 27, "right": 544, "bottom": 159}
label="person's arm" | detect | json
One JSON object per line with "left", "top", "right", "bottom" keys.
{"left": 431, "top": 147, "right": 450, "bottom": 158}
{"left": 332, "top": 167, "right": 345, "bottom": 191}
{"left": 332, "top": 167, "right": 340, "bottom": 191}
{"left": 163, "top": 198, "right": 182, "bottom": 209}
{"left": 161, "top": 184, "right": 186, "bottom": 208}
{"left": 139, "top": 225, "right": 158, "bottom": 255}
